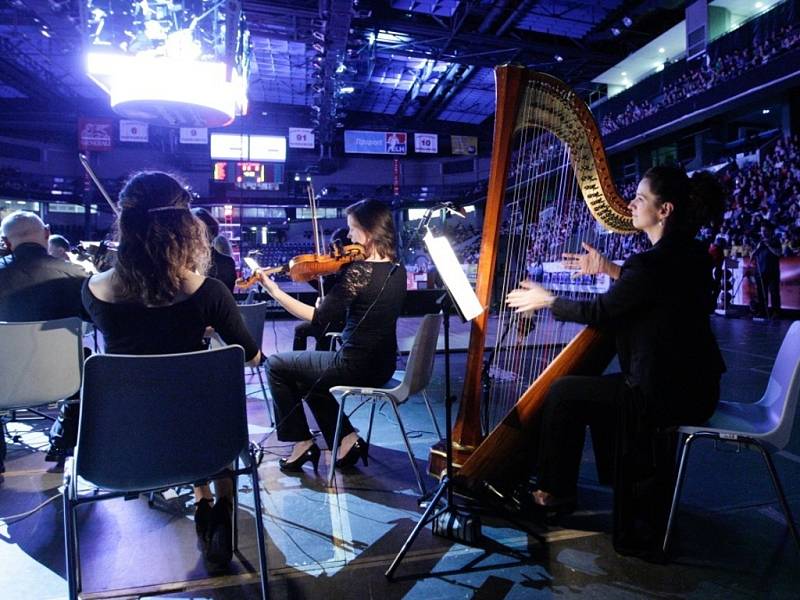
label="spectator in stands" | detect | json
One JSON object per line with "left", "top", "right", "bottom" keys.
{"left": 752, "top": 224, "right": 782, "bottom": 318}
{"left": 192, "top": 207, "right": 237, "bottom": 293}
{"left": 600, "top": 23, "right": 800, "bottom": 136}
{"left": 47, "top": 234, "right": 71, "bottom": 261}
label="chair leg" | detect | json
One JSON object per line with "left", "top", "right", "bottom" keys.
{"left": 249, "top": 445, "right": 270, "bottom": 600}
{"left": 663, "top": 433, "right": 697, "bottom": 554}
{"left": 421, "top": 390, "right": 442, "bottom": 440}
{"left": 387, "top": 399, "right": 426, "bottom": 495}
{"left": 232, "top": 465, "right": 240, "bottom": 552}
{"left": 366, "top": 400, "right": 377, "bottom": 449}
{"left": 753, "top": 442, "right": 800, "bottom": 550}
{"left": 327, "top": 393, "right": 348, "bottom": 488}
{"left": 256, "top": 368, "right": 274, "bottom": 427}
{"left": 63, "top": 479, "right": 79, "bottom": 600}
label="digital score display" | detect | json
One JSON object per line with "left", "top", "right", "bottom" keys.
{"left": 212, "top": 161, "right": 284, "bottom": 190}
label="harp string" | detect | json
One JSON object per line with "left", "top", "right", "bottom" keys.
{"left": 484, "top": 79, "right": 608, "bottom": 433}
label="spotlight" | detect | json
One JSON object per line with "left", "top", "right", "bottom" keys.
{"left": 658, "top": 47, "right": 665, "bottom": 54}
{"left": 312, "top": 30, "right": 325, "bottom": 42}
{"left": 622, "top": 16, "right": 633, "bottom": 27}
{"left": 312, "top": 42, "right": 325, "bottom": 55}
{"left": 611, "top": 27, "right": 621, "bottom": 37}
{"left": 554, "top": 54, "right": 563, "bottom": 63}
{"left": 339, "top": 86, "right": 355, "bottom": 94}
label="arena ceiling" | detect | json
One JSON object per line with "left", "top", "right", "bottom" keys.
{"left": 0, "top": 0, "right": 686, "bottom": 142}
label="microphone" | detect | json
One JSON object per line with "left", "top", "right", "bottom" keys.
{"left": 438, "top": 201, "right": 467, "bottom": 218}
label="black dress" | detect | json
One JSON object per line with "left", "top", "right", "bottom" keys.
{"left": 267, "top": 261, "right": 406, "bottom": 448}
{"left": 537, "top": 232, "right": 725, "bottom": 559}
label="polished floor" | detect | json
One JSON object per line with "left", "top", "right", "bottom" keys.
{"left": 1, "top": 316, "right": 798, "bottom": 599}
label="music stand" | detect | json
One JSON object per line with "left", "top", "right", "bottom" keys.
{"left": 386, "top": 226, "right": 483, "bottom": 579}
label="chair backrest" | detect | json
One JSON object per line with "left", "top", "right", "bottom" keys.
{"left": 237, "top": 301, "right": 268, "bottom": 350}
{"left": 400, "top": 313, "right": 442, "bottom": 398}
{"left": 0, "top": 317, "right": 83, "bottom": 409}
{"left": 75, "top": 346, "right": 247, "bottom": 492}
{"left": 758, "top": 321, "right": 800, "bottom": 449}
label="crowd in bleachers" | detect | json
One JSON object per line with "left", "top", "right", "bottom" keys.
{"left": 714, "top": 134, "right": 800, "bottom": 256}
{"left": 600, "top": 23, "right": 800, "bottom": 136}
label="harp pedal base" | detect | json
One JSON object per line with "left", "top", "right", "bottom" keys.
{"left": 432, "top": 508, "right": 482, "bottom": 545}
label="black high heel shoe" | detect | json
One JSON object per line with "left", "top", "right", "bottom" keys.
{"left": 279, "top": 443, "right": 321, "bottom": 473}
{"left": 335, "top": 437, "right": 369, "bottom": 468}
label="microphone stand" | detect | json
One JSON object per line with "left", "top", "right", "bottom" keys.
{"left": 386, "top": 208, "right": 546, "bottom": 581}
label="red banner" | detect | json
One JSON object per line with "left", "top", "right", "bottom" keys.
{"left": 78, "top": 118, "right": 113, "bottom": 152}
{"left": 392, "top": 158, "right": 400, "bottom": 196}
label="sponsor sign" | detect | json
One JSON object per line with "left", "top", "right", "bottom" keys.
{"left": 414, "top": 132, "right": 438, "bottom": 154}
{"left": 180, "top": 127, "right": 208, "bottom": 144}
{"left": 344, "top": 130, "right": 407, "bottom": 155}
{"left": 78, "top": 118, "right": 113, "bottom": 152}
{"left": 119, "top": 120, "right": 148, "bottom": 143}
{"left": 451, "top": 135, "right": 478, "bottom": 155}
{"left": 288, "top": 127, "right": 315, "bottom": 149}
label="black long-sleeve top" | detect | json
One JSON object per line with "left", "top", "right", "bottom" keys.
{"left": 551, "top": 232, "right": 725, "bottom": 423}
{"left": 312, "top": 261, "right": 406, "bottom": 380}
{"left": 82, "top": 277, "right": 259, "bottom": 360}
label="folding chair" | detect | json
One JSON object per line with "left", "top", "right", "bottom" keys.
{"left": 62, "top": 346, "right": 269, "bottom": 600}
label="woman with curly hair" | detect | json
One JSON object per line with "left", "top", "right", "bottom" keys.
{"left": 82, "top": 171, "right": 261, "bottom": 566}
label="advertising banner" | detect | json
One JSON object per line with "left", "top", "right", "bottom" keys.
{"left": 289, "top": 127, "right": 315, "bottom": 149}
{"left": 119, "top": 120, "right": 148, "bottom": 143}
{"left": 179, "top": 127, "right": 208, "bottom": 144}
{"left": 345, "top": 130, "right": 407, "bottom": 155}
{"left": 414, "top": 132, "right": 438, "bottom": 154}
{"left": 451, "top": 135, "right": 478, "bottom": 155}
{"left": 78, "top": 118, "right": 113, "bottom": 152}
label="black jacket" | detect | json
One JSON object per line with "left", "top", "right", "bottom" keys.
{"left": 209, "top": 248, "right": 237, "bottom": 293}
{"left": 551, "top": 232, "right": 725, "bottom": 425}
{"left": 0, "top": 243, "right": 88, "bottom": 322}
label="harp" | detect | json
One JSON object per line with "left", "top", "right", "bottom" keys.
{"left": 428, "top": 66, "right": 639, "bottom": 491}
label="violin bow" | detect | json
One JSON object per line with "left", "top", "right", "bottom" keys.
{"left": 78, "top": 153, "right": 120, "bottom": 217}
{"left": 306, "top": 179, "right": 326, "bottom": 299}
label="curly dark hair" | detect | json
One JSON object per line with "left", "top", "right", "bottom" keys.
{"left": 114, "top": 172, "right": 209, "bottom": 306}
{"left": 344, "top": 199, "right": 397, "bottom": 261}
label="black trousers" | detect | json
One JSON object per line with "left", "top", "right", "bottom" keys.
{"left": 536, "top": 373, "right": 626, "bottom": 498}
{"left": 756, "top": 271, "right": 781, "bottom": 316}
{"left": 267, "top": 351, "right": 388, "bottom": 449}
{"left": 293, "top": 321, "right": 334, "bottom": 351}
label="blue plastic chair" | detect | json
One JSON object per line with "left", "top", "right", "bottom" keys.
{"left": 663, "top": 321, "right": 800, "bottom": 554}
{"left": 62, "top": 346, "right": 269, "bottom": 600}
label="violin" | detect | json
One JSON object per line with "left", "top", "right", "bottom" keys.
{"left": 236, "top": 243, "right": 367, "bottom": 288}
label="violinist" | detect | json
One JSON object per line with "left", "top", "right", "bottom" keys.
{"left": 259, "top": 199, "right": 406, "bottom": 474}
{"left": 293, "top": 227, "right": 351, "bottom": 351}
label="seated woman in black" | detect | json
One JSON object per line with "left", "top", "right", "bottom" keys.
{"left": 82, "top": 172, "right": 261, "bottom": 566}
{"left": 258, "top": 199, "right": 406, "bottom": 473}
{"left": 506, "top": 166, "right": 726, "bottom": 556}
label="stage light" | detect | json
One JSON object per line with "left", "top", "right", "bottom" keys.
{"left": 622, "top": 17, "right": 633, "bottom": 27}
{"left": 83, "top": 0, "right": 250, "bottom": 127}
{"left": 336, "top": 63, "right": 347, "bottom": 74}
{"left": 87, "top": 53, "right": 247, "bottom": 127}
{"left": 554, "top": 55, "right": 563, "bottom": 62}
{"left": 611, "top": 27, "right": 621, "bottom": 37}
{"left": 339, "top": 86, "right": 355, "bottom": 94}
{"left": 763, "top": 109, "right": 771, "bottom": 114}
